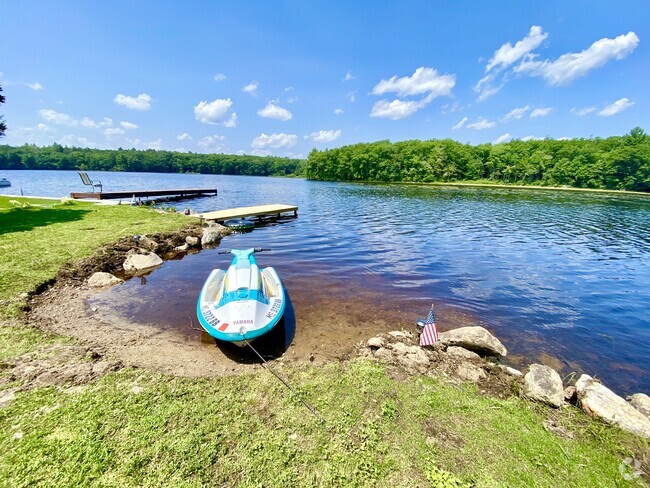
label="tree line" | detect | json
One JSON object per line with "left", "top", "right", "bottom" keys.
{"left": 0, "top": 144, "right": 304, "bottom": 177}
{"left": 304, "top": 128, "right": 650, "bottom": 192}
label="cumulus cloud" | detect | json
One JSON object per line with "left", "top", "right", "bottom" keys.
{"left": 343, "top": 71, "right": 355, "bottom": 82}
{"left": 39, "top": 109, "right": 78, "bottom": 127}
{"left": 59, "top": 134, "right": 97, "bottom": 148}
{"left": 598, "top": 97, "right": 634, "bottom": 116}
{"left": 251, "top": 132, "right": 297, "bottom": 149}
{"left": 27, "top": 82, "right": 44, "bottom": 91}
{"left": 198, "top": 135, "right": 226, "bottom": 152}
{"left": 176, "top": 132, "right": 192, "bottom": 141}
{"left": 571, "top": 106, "right": 596, "bottom": 116}
{"left": 120, "top": 121, "right": 138, "bottom": 130}
{"left": 104, "top": 127, "right": 125, "bottom": 137}
{"left": 521, "top": 135, "right": 543, "bottom": 141}
{"left": 494, "top": 133, "right": 512, "bottom": 144}
{"left": 194, "top": 98, "right": 238, "bottom": 127}
{"left": 452, "top": 116, "right": 468, "bottom": 130}
{"left": 257, "top": 101, "right": 293, "bottom": 121}
{"left": 515, "top": 32, "right": 639, "bottom": 85}
{"left": 242, "top": 81, "right": 258, "bottom": 96}
{"left": 80, "top": 117, "right": 113, "bottom": 129}
{"left": 486, "top": 26, "right": 548, "bottom": 72}
{"left": 370, "top": 67, "right": 455, "bottom": 119}
{"left": 334, "top": 108, "right": 344, "bottom": 115}
{"left": 305, "top": 129, "right": 341, "bottom": 143}
{"left": 467, "top": 118, "right": 496, "bottom": 130}
{"left": 530, "top": 107, "right": 553, "bottom": 118}
{"left": 502, "top": 105, "right": 530, "bottom": 121}
{"left": 214, "top": 73, "right": 226, "bottom": 81}
{"left": 347, "top": 91, "right": 356, "bottom": 103}
{"left": 113, "top": 93, "right": 153, "bottom": 110}
{"left": 128, "top": 138, "right": 162, "bottom": 150}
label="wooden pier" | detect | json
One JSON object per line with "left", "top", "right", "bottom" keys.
{"left": 195, "top": 204, "right": 298, "bottom": 222}
{"left": 70, "top": 188, "right": 218, "bottom": 200}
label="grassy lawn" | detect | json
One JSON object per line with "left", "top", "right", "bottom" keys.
{"left": 0, "top": 196, "right": 647, "bottom": 487}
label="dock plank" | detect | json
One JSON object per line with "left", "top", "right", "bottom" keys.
{"left": 70, "top": 188, "right": 217, "bottom": 200}
{"left": 196, "top": 204, "right": 298, "bottom": 221}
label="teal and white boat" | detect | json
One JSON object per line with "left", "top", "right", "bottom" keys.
{"left": 197, "top": 248, "right": 285, "bottom": 345}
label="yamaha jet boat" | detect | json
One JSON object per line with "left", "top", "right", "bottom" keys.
{"left": 197, "top": 248, "right": 285, "bottom": 345}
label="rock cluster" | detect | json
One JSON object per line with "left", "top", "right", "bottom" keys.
{"left": 361, "top": 325, "right": 650, "bottom": 439}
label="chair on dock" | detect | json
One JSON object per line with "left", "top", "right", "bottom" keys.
{"left": 78, "top": 172, "right": 102, "bottom": 193}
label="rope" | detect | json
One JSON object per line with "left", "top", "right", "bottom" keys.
{"left": 243, "top": 336, "right": 331, "bottom": 432}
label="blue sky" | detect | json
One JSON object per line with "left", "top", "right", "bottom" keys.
{"left": 1, "top": 1, "right": 648, "bottom": 158}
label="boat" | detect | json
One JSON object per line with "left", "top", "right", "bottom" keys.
{"left": 223, "top": 218, "right": 255, "bottom": 231}
{"left": 197, "top": 248, "right": 285, "bottom": 345}
{"left": 0, "top": 178, "right": 11, "bottom": 187}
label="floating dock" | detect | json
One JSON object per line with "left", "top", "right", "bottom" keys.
{"left": 195, "top": 204, "right": 298, "bottom": 222}
{"left": 70, "top": 188, "right": 218, "bottom": 200}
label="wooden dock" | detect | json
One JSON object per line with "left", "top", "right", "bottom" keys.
{"left": 70, "top": 188, "right": 218, "bottom": 200}
{"left": 195, "top": 204, "right": 298, "bottom": 222}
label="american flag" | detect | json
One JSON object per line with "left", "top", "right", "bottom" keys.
{"left": 419, "top": 305, "right": 438, "bottom": 347}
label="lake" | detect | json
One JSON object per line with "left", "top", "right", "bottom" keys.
{"left": 3, "top": 169, "right": 650, "bottom": 394}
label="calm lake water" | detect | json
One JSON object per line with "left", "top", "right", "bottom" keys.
{"left": 3, "top": 169, "right": 650, "bottom": 394}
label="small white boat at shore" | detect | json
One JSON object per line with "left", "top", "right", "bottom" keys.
{"left": 0, "top": 178, "right": 11, "bottom": 187}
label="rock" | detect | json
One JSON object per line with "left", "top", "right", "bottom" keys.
{"left": 174, "top": 244, "right": 189, "bottom": 252}
{"left": 367, "top": 337, "right": 385, "bottom": 349}
{"left": 564, "top": 386, "right": 577, "bottom": 403}
{"left": 138, "top": 236, "right": 159, "bottom": 251}
{"left": 373, "top": 347, "right": 393, "bottom": 361}
{"left": 438, "top": 326, "right": 507, "bottom": 357}
{"left": 0, "top": 387, "right": 18, "bottom": 408}
{"left": 91, "top": 361, "right": 121, "bottom": 376}
{"left": 201, "top": 229, "right": 222, "bottom": 247}
{"left": 500, "top": 365, "right": 523, "bottom": 377}
{"left": 454, "top": 363, "right": 487, "bottom": 382}
{"left": 576, "top": 375, "right": 650, "bottom": 438}
{"left": 87, "top": 272, "right": 122, "bottom": 288}
{"left": 523, "top": 364, "right": 565, "bottom": 407}
{"left": 131, "top": 385, "right": 144, "bottom": 395}
{"left": 123, "top": 252, "right": 163, "bottom": 272}
{"left": 185, "top": 236, "right": 199, "bottom": 246}
{"left": 628, "top": 393, "right": 650, "bottom": 419}
{"left": 446, "top": 346, "right": 481, "bottom": 361}
{"left": 388, "top": 331, "right": 413, "bottom": 340}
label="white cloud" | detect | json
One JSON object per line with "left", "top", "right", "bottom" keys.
{"left": 80, "top": 117, "right": 100, "bottom": 128}
{"left": 257, "top": 101, "right": 293, "bottom": 121}
{"left": 530, "top": 107, "right": 553, "bottom": 118}
{"left": 370, "top": 67, "right": 455, "bottom": 120}
{"left": 343, "top": 71, "right": 355, "bottom": 82}
{"left": 128, "top": 138, "right": 162, "bottom": 150}
{"left": 598, "top": 97, "right": 634, "bottom": 117}
{"left": 334, "top": 108, "right": 344, "bottom": 115}
{"left": 59, "top": 134, "right": 97, "bottom": 148}
{"left": 305, "top": 129, "right": 341, "bottom": 143}
{"left": 198, "top": 135, "right": 226, "bottom": 152}
{"left": 213, "top": 73, "right": 226, "bottom": 81}
{"left": 467, "top": 118, "right": 496, "bottom": 130}
{"left": 36, "top": 123, "right": 52, "bottom": 132}
{"left": 251, "top": 132, "right": 297, "bottom": 149}
{"left": 39, "top": 109, "right": 78, "bottom": 127}
{"left": 104, "top": 127, "right": 125, "bottom": 137}
{"left": 515, "top": 32, "right": 639, "bottom": 86}
{"left": 27, "top": 82, "right": 44, "bottom": 91}
{"left": 347, "top": 91, "right": 356, "bottom": 103}
{"left": 120, "top": 121, "right": 138, "bottom": 130}
{"left": 521, "top": 135, "right": 543, "bottom": 141}
{"left": 486, "top": 26, "right": 548, "bottom": 72}
{"left": 285, "top": 86, "right": 294, "bottom": 92}
{"left": 372, "top": 67, "right": 455, "bottom": 98}
{"left": 502, "top": 105, "right": 530, "bottom": 121}
{"left": 194, "top": 98, "right": 238, "bottom": 126}
{"left": 452, "top": 116, "right": 468, "bottom": 130}
{"left": 571, "top": 106, "right": 596, "bottom": 116}
{"left": 176, "top": 132, "right": 192, "bottom": 141}
{"left": 242, "top": 81, "right": 258, "bottom": 96}
{"left": 113, "top": 93, "right": 153, "bottom": 110}
{"left": 494, "top": 133, "right": 512, "bottom": 144}
{"left": 370, "top": 99, "right": 424, "bottom": 120}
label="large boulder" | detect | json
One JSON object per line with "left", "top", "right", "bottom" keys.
{"left": 123, "top": 252, "right": 163, "bottom": 272}
{"left": 576, "top": 375, "right": 650, "bottom": 438}
{"left": 201, "top": 229, "right": 222, "bottom": 247}
{"left": 628, "top": 393, "right": 650, "bottom": 419}
{"left": 87, "top": 272, "right": 122, "bottom": 288}
{"left": 438, "top": 326, "right": 507, "bottom": 357}
{"left": 446, "top": 346, "right": 481, "bottom": 361}
{"left": 523, "top": 364, "right": 565, "bottom": 407}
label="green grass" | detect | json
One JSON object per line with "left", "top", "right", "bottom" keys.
{"left": 0, "top": 195, "right": 647, "bottom": 487}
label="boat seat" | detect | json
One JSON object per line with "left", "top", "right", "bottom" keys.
{"left": 78, "top": 172, "right": 102, "bottom": 192}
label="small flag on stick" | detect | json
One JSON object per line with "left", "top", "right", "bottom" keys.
{"left": 419, "top": 305, "right": 438, "bottom": 347}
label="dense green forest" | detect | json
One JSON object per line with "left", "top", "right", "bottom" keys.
{"left": 0, "top": 144, "right": 304, "bottom": 177}
{"left": 305, "top": 128, "right": 650, "bottom": 192}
